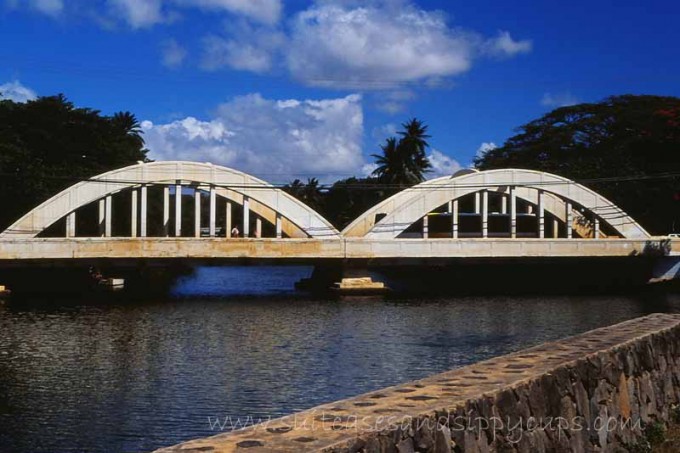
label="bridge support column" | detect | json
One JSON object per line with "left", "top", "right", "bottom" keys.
{"left": 501, "top": 194, "right": 508, "bottom": 215}
{"left": 474, "top": 192, "right": 481, "bottom": 214}
{"left": 275, "top": 214, "right": 282, "bottom": 239}
{"left": 175, "top": 183, "right": 182, "bottom": 237}
{"left": 243, "top": 196, "right": 250, "bottom": 238}
{"left": 566, "top": 201, "right": 573, "bottom": 239}
{"left": 510, "top": 187, "right": 517, "bottom": 239}
{"left": 209, "top": 186, "right": 216, "bottom": 237}
{"left": 163, "top": 186, "right": 170, "bottom": 237}
{"left": 482, "top": 190, "right": 488, "bottom": 238}
{"left": 105, "top": 195, "right": 112, "bottom": 237}
{"left": 66, "top": 211, "right": 76, "bottom": 238}
{"left": 140, "top": 185, "right": 147, "bottom": 237}
{"left": 98, "top": 199, "right": 105, "bottom": 237}
{"left": 131, "top": 189, "right": 138, "bottom": 238}
{"left": 538, "top": 189, "right": 545, "bottom": 239}
{"left": 194, "top": 190, "right": 201, "bottom": 238}
{"left": 226, "top": 201, "right": 232, "bottom": 237}
{"left": 422, "top": 214, "right": 429, "bottom": 239}
{"left": 594, "top": 217, "right": 600, "bottom": 239}
{"left": 449, "top": 200, "right": 458, "bottom": 239}
{"left": 255, "top": 217, "right": 262, "bottom": 238}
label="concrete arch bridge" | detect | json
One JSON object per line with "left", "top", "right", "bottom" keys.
{"left": 0, "top": 162, "right": 676, "bottom": 290}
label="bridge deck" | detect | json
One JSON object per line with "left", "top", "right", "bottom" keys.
{"left": 0, "top": 238, "right": 675, "bottom": 263}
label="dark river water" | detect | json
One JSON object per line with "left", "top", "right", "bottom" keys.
{"left": 1, "top": 266, "right": 680, "bottom": 453}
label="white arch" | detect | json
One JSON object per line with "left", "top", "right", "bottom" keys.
{"left": 1, "top": 161, "right": 340, "bottom": 239}
{"left": 342, "top": 169, "right": 649, "bottom": 239}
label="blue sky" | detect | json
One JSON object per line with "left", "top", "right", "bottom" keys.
{"left": 1, "top": 0, "right": 679, "bottom": 183}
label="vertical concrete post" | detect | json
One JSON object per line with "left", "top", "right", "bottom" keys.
{"left": 209, "top": 186, "right": 216, "bottom": 237}
{"left": 275, "top": 214, "right": 282, "bottom": 239}
{"left": 593, "top": 217, "right": 600, "bottom": 239}
{"left": 501, "top": 194, "right": 508, "bottom": 215}
{"left": 98, "top": 199, "right": 105, "bottom": 237}
{"left": 175, "top": 182, "right": 182, "bottom": 237}
{"left": 243, "top": 196, "right": 250, "bottom": 238}
{"left": 105, "top": 195, "right": 112, "bottom": 238}
{"left": 194, "top": 189, "right": 201, "bottom": 238}
{"left": 422, "top": 214, "right": 429, "bottom": 239}
{"left": 538, "top": 189, "right": 545, "bottom": 239}
{"left": 510, "top": 187, "right": 517, "bottom": 239}
{"left": 226, "top": 201, "right": 232, "bottom": 238}
{"left": 163, "top": 186, "right": 170, "bottom": 237}
{"left": 474, "top": 192, "right": 481, "bottom": 214}
{"left": 566, "top": 201, "right": 573, "bottom": 239}
{"left": 482, "top": 190, "right": 488, "bottom": 238}
{"left": 131, "top": 189, "right": 138, "bottom": 238}
{"left": 66, "top": 211, "right": 76, "bottom": 238}
{"left": 553, "top": 218, "right": 559, "bottom": 239}
{"left": 255, "top": 217, "right": 262, "bottom": 238}
{"left": 452, "top": 200, "right": 459, "bottom": 239}
{"left": 140, "top": 185, "right": 147, "bottom": 237}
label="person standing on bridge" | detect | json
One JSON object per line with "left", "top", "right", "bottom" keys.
{"left": 231, "top": 226, "right": 240, "bottom": 238}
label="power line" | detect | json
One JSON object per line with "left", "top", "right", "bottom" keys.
{"left": 0, "top": 170, "right": 679, "bottom": 191}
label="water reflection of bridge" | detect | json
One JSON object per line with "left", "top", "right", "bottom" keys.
{"left": 0, "top": 162, "right": 677, "bottom": 284}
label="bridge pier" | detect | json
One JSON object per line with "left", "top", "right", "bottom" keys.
{"left": 295, "top": 263, "right": 389, "bottom": 294}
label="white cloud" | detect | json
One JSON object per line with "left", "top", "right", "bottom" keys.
{"left": 32, "top": 0, "right": 63, "bottom": 15}
{"left": 105, "top": 0, "right": 281, "bottom": 28}
{"left": 6, "top": 0, "right": 64, "bottom": 15}
{"left": 142, "top": 93, "right": 365, "bottom": 181}
{"left": 371, "top": 123, "right": 398, "bottom": 142}
{"left": 160, "top": 39, "right": 187, "bottom": 68}
{"left": 108, "top": 0, "right": 164, "bottom": 28}
{"left": 541, "top": 92, "right": 580, "bottom": 108}
{"left": 201, "top": 22, "right": 284, "bottom": 73}
{"left": 475, "top": 142, "right": 497, "bottom": 159}
{"left": 174, "top": 0, "right": 282, "bottom": 24}
{"left": 375, "top": 90, "right": 417, "bottom": 114}
{"left": 361, "top": 162, "right": 378, "bottom": 177}
{"left": 286, "top": 2, "right": 476, "bottom": 89}
{"left": 428, "top": 149, "right": 461, "bottom": 178}
{"left": 0, "top": 80, "right": 37, "bottom": 103}
{"left": 484, "top": 31, "right": 532, "bottom": 58}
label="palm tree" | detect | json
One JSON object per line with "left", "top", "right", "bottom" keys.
{"left": 371, "top": 137, "right": 401, "bottom": 183}
{"left": 301, "top": 177, "right": 322, "bottom": 208}
{"left": 112, "top": 111, "right": 145, "bottom": 148}
{"left": 371, "top": 118, "right": 432, "bottom": 187}
{"left": 284, "top": 178, "right": 323, "bottom": 210}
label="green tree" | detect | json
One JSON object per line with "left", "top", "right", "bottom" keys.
{"left": 283, "top": 178, "right": 323, "bottom": 212}
{"left": 321, "top": 177, "right": 387, "bottom": 229}
{"left": 474, "top": 95, "right": 680, "bottom": 234}
{"left": 372, "top": 118, "right": 432, "bottom": 186}
{"left": 0, "top": 95, "right": 149, "bottom": 231}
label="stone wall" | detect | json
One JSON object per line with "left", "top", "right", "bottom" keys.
{"left": 155, "top": 313, "right": 680, "bottom": 452}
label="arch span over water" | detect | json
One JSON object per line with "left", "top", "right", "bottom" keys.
{"left": 342, "top": 168, "right": 650, "bottom": 239}
{"left": 0, "top": 161, "right": 340, "bottom": 239}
